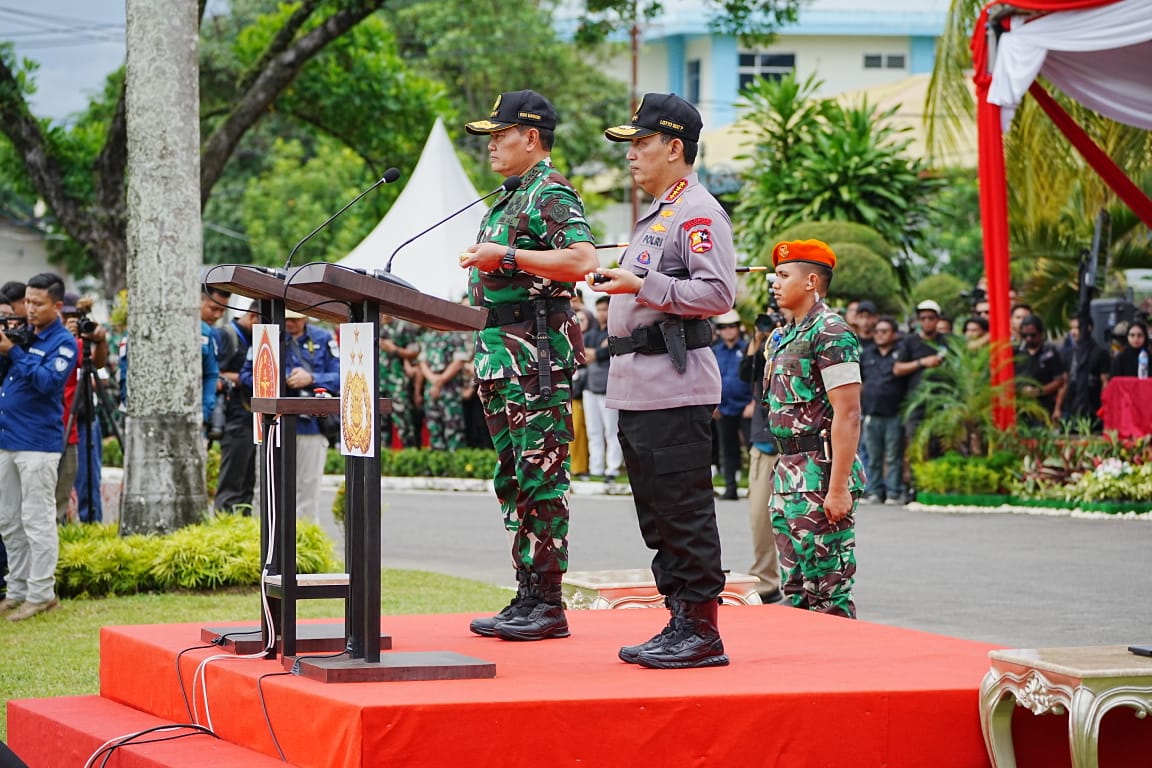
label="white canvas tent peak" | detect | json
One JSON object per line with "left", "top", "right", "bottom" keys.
{"left": 339, "top": 117, "right": 482, "bottom": 301}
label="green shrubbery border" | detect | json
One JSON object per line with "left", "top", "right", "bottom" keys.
{"left": 56, "top": 515, "right": 338, "bottom": 598}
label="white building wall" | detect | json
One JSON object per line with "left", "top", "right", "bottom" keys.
{"left": 0, "top": 223, "right": 56, "bottom": 287}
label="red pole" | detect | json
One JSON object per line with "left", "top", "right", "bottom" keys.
{"left": 974, "top": 13, "right": 1016, "bottom": 429}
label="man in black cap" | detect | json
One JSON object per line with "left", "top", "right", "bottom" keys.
{"left": 458, "top": 90, "right": 598, "bottom": 642}
{"left": 589, "top": 93, "right": 736, "bottom": 668}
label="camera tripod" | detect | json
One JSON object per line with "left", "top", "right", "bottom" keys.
{"left": 63, "top": 335, "right": 123, "bottom": 523}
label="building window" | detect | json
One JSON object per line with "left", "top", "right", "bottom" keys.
{"left": 737, "top": 51, "right": 796, "bottom": 91}
{"left": 864, "top": 53, "right": 907, "bottom": 70}
{"left": 687, "top": 60, "right": 701, "bottom": 105}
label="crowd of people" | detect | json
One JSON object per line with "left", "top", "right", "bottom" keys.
{"left": 6, "top": 85, "right": 1152, "bottom": 679}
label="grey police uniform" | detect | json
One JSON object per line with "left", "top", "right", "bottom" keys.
{"left": 606, "top": 172, "right": 736, "bottom": 603}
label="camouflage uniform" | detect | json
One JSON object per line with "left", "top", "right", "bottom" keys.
{"left": 470, "top": 158, "right": 594, "bottom": 575}
{"left": 419, "top": 329, "right": 470, "bottom": 451}
{"left": 763, "top": 299, "right": 865, "bottom": 618}
{"left": 378, "top": 318, "right": 420, "bottom": 448}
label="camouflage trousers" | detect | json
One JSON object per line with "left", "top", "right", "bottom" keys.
{"left": 423, "top": 382, "right": 465, "bottom": 451}
{"left": 478, "top": 371, "right": 573, "bottom": 575}
{"left": 769, "top": 490, "right": 857, "bottom": 618}
{"left": 381, "top": 377, "right": 416, "bottom": 447}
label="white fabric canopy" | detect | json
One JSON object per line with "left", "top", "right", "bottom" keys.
{"left": 339, "top": 117, "right": 483, "bottom": 300}
{"left": 988, "top": 0, "right": 1152, "bottom": 131}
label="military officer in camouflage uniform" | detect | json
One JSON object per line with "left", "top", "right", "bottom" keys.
{"left": 378, "top": 316, "right": 420, "bottom": 448}
{"left": 763, "top": 240, "right": 864, "bottom": 619}
{"left": 590, "top": 93, "right": 736, "bottom": 669}
{"left": 417, "top": 328, "right": 469, "bottom": 450}
{"left": 458, "top": 90, "right": 598, "bottom": 642}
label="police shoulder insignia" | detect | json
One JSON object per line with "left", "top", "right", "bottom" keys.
{"left": 688, "top": 228, "right": 713, "bottom": 254}
{"left": 54, "top": 357, "right": 70, "bottom": 372}
{"left": 649, "top": 223, "right": 666, "bottom": 233}
{"left": 681, "top": 217, "right": 712, "bottom": 231}
{"left": 660, "top": 209, "right": 676, "bottom": 218}
{"left": 58, "top": 345, "right": 76, "bottom": 358}
{"left": 328, "top": 339, "right": 339, "bottom": 356}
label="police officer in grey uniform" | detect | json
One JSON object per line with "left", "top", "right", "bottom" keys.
{"left": 588, "top": 93, "right": 736, "bottom": 669}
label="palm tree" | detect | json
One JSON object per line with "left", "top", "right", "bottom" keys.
{"left": 902, "top": 340, "right": 1048, "bottom": 461}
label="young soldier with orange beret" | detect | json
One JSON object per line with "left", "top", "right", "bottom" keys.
{"left": 763, "top": 240, "right": 864, "bottom": 618}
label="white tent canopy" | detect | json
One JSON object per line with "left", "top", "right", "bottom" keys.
{"left": 339, "top": 117, "right": 483, "bottom": 301}
{"left": 988, "top": 0, "right": 1152, "bottom": 132}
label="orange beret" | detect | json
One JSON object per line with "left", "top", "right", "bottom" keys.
{"left": 771, "top": 239, "right": 837, "bottom": 270}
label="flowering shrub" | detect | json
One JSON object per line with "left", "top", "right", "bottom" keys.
{"left": 1063, "top": 459, "right": 1152, "bottom": 503}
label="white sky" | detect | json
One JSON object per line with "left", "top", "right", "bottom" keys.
{"left": 0, "top": 0, "right": 127, "bottom": 121}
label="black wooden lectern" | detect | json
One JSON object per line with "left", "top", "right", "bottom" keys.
{"left": 206, "top": 264, "right": 494, "bottom": 683}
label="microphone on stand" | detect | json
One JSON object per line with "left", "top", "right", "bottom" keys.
{"left": 379, "top": 175, "right": 521, "bottom": 279}
{"left": 282, "top": 167, "right": 401, "bottom": 272}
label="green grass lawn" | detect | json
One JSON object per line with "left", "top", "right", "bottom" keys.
{"left": 0, "top": 569, "right": 510, "bottom": 741}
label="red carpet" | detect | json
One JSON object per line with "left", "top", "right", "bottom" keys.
{"left": 7, "top": 606, "right": 1151, "bottom": 767}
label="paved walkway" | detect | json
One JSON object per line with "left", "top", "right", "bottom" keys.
{"left": 317, "top": 486, "right": 1152, "bottom": 650}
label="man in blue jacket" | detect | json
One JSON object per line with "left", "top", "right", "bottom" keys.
{"left": 712, "top": 309, "right": 752, "bottom": 500}
{"left": 0, "top": 273, "right": 77, "bottom": 621}
{"left": 241, "top": 309, "right": 339, "bottom": 523}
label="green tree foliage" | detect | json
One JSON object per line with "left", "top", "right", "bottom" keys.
{"left": 731, "top": 74, "right": 940, "bottom": 286}
{"left": 920, "top": 168, "right": 984, "bottom": 286}
{"left": 384, "top": 0, "right": 629, "bottom": 186}
{"left": 201, "top": 13, "right": 449, "bottom": 266}
{"left": 574, "top": 0, "right": 808, "bottom": 47}
{"left": 0, "top": 0, "right": 396, "bottom": 292}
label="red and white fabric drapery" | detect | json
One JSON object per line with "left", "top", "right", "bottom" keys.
{"left": 970, "top": 0, "right": 1152, "bottom": 427}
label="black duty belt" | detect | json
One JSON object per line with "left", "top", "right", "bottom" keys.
{"left": 607, "top": 318, "right": 712, "bottom": 357}
{"left": 773, "top": 432, "right": 826, "bottom": 456}
{"left": 484, "top": 298, "right": 571, "bottom": 328}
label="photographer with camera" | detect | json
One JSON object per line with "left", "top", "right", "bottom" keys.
{"left": 0, "top": 272, "right": 77, "bottom": 621}
{"left": 59, "top": 294, "right": 110, "bottom": 524}
{"left": 240, "top": 309, "right": 339, "bottom": 523}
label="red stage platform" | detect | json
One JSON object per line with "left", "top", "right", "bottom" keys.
{"left": 7, "top": 606, "right": 1151, "bottom": 767}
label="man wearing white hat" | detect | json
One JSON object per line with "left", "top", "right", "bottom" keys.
{"left": 891, "top": 299, "right": 956, "bottom": 502}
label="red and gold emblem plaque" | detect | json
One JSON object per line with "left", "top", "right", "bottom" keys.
{"left": 251, "top": 324, "right": 280, "bottom": 445}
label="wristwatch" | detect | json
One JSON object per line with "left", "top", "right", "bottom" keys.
{"left": 501, "top": 246, "right": 518, "bottom": 271}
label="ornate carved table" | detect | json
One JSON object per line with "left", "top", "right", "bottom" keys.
{"left": 979, "top": 646, "right": 1152, "bottom": 767}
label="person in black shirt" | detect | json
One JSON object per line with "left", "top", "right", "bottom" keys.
{"left": 860, "top": 317, "right": 907, "bottom": 504}
{"left": 1014, "top": 315, "right": 1066, "bottom": 422}
{"left": 891, "top": 299, "right": 954, "bottom": 501}
{"left": 1055, "top": 316, "right": 1110, "bottom": 431}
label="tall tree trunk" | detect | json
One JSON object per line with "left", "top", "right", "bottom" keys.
{"left": 120, "top": 0, "right": 207, "bottom": 534}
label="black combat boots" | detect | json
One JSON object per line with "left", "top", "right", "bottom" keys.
{"left": 469, "top": 569, "right": 530, "bottom": 637}
{"left": 635, "top": 598, "right": 729, "bottom": 669}
{"left": 493, "top": 571, "right": 570, "bottom": 641}
{"left": 618, "top": 595, "right": 682, "bottom": 663}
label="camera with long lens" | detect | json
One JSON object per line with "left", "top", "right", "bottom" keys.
{"left": 1, "top": 316, "right": 34, "bottom": 349}
{"left": 206, "top": 377, "right": 231, "bottom": 441}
